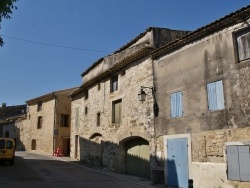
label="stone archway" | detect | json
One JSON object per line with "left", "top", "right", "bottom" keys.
{"left": 122, "top": 137, "right": 150, "bottom": 179}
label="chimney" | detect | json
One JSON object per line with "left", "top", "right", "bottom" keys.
{"left": 2, "top": 103, "right": 6, "bottom": 108}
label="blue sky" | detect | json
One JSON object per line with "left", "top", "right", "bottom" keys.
{"left": 0, "top": 0, "right": 249, "bottom": 106}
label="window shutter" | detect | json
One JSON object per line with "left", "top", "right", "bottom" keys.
{"left": 170, "top": 92, "right": 183, "bottom": 117}
{"left": 75, "top": 107, "right": 79, "bottom": 128}
{"left": 238, "top": 146, "right": 250, "bottom": 182}
{"left": 215, "top": 80, "right": 225, "bottom": 110}
{"left": 227, "top": 146, "right": 240, "bottom": 181}
{"left": 207, "top": 81, "right": 225, "bottom": 111}
{"left": 237, "top": 32, "right": 250, "bottom": 61}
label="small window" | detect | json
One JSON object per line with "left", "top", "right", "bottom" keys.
{"left": 97, "top": 83, "right": 101, "bottom": 90}
{"left": 37, "top": 116, "right": 42, "bottom": 129}
{"left": 37, "top": 102, "right": 42, "bottom": 111}
{"left": 84, "top": 90, "right": 89, "bottom": 100}
{"left": 110, "top": 75, "right": 118, "bottom": 92}
{"left": 112, "top": 99, "right": 122, "bottom": 123}
{"left": 31, "top": 139, "right": 36, "bottom": 150}
{"left": 207, "top": 80, "right": 225, "bottom": 111}
{"left": 61, "top": 114, "right": 69, "bottom": 127}
{"left": 85, "top": 107, "right": 88, "bottom": 115}
{"left": 170, "top": 91, "right": 183, "bottom": 118}
{"left": 97, "top": 112, "right": 101, "bottom": 126}
{"left": 235, "top": 28, "right": 250, "bottom": 62}
{"left": 120, "top": 70, "right": 126, "bottom": 76}
{"left": 227, "top": 145, "right": 250, "bottom": 182}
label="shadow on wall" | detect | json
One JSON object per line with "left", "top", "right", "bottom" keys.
{"left": 77, "top": 136, "right": 151, "bottom": 180}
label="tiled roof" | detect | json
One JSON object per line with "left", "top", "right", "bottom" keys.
{"left": 0, "top": 104, "right": 27, "bottom": 120}
{"left": 81, "top": 27, "right": 190, "bottom": 77}
{"left": 152, "top": 5, "right": 250, "bottom": 59}
{"left": 26, "top": 87, "right": 78, "bottom": 105}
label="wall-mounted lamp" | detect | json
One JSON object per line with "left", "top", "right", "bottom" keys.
{"left": 138, "top": 86, "right": 159, "bottom": 117}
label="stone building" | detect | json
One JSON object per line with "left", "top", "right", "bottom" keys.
{"left": 26, "top": 88, "right": 76, "bottom": 156}
{"left": 152, "top": 5, "right": 250, "bottom": 188}
{"left": 70, "top": 27, "right": 189, "bottom": 179}
{"left": 0, "top": 103, "right": 27, "bottom": 150}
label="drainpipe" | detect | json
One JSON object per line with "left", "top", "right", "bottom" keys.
{"left": 151, "top": 53, "right": 160, "bottom": 184}
{"left": 53, "top": 93, "right": 57, "bottom": 155}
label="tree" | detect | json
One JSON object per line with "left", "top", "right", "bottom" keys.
{"left": 0, "top": 0, "right": 19, "bottom": 46}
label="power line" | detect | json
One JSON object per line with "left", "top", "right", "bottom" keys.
{"left": 1, "top": 35, "right": 111, "bottom": 53}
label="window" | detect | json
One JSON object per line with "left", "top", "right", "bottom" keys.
{"left": 84, "top": 90, "right": 89, "bottom": 100}
{"left": 112, "top": 99, "right": 122, "bottom": 123}
{"left": 235, "top": 29, "right": 250, "bottom": 62}
{"left": 110, "top": 75, "right": 118, "bottom": 92}
{"left": 61, "top": 114, "right": 69, "bottom": 127}
{"left": 170, "top": 91, "right": 183, "bottom": 118}
{"left": 97, "top": 112, "right": 101, "bottom": 126}
{"left": 31, "top": 139, "right": 36, "bottom": 150}
{"left": 37, "top": 116, "right": 42, "bottom": 129}
{"left": 120, "top": 70, "right": 126, "bottom": 76}
{"left": 227, "top": 145, "right": 250, "bottom": 182}
{"left": 207, "top": 80, "right": 225, "bottom": 111}
{"left": 97, "top": 83, "right": 101, "bottom": 90}
{"left": 85, "top": 107, "right": 88, "bottom": 115}
{"left": 37, "top": 102, "right": 42, "bottom": 111}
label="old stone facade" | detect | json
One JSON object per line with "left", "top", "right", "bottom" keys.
{"left": 70, "top": 27, "right": 189, "bottom": 179}
{"left": 25, "top": 88, "right": 76, "bottom": 156}
{"left": 152, "top": 5, "right": 250, "bottom": 188}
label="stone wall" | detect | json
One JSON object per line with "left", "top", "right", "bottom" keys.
{"left": 190, "top": 127, "right": 250, "bottom": 188}
{"left": 27, "top": 99, "right": 55, "bottom": 153}
{"left": 71, "top": 56, "right": 155, "bottom": 173}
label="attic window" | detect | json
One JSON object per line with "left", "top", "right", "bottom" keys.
{"left": 120, "top": 70, "right": 126, "bottom": 76}
{"left": 37, "top": 102, "right": 42, "bottom": 111}
{"left": 84, "top": 90, "right": 89, "bottom": 100}
{"left": 97, "top": 83, "right": 101, "bottom": 90}
{"left": 235, "top": 28, "right": 250, "bottom": 62}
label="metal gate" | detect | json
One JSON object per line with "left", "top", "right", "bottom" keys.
{"left": 167, "top": 138, "right": 188, "bottom": 188}
{"left": 125, "top": 138, "right": 150, "bottom": 179}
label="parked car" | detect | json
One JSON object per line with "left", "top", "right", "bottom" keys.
{"left": 0, "top": 137, "right": 15, "bottom": 165}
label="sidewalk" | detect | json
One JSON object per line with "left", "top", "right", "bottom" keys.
{"left": 56, "top": 155, "right": 167, "bottom": 188}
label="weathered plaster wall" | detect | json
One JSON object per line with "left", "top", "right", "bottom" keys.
{"left": 154, "top": 21, "right": 250, "bottom": 136}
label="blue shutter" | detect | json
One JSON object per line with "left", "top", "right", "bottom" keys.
{"left": 170, "top": 92, "right": 183, "bottom": 118}
{"left": 216, "top": 81, "right": 225, "bottom": 110}
{"left": 238, "top": 146, "right": 250, "bottom": 182}
{"left": 207, "top": 80, "right": 225, "bottom": 111}
{"left": 227, "top": 146, "right": 240, "bottom": 181}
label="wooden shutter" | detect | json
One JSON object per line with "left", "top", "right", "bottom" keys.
{"left": 75, "top": 107, "right": 79, "bottom": 128}
{"left": 238, "top": 146, "right": 250, "bottom": 182}
{"left": 227, "top": 145, "right": 240, "bottom": 181}
{"left": 170, "top": 92, "right": 183, "bottom": 117}
{"left": 236, "top": 31, "right": 250, "bottom": 61}
{"left": 207, "top": 80, "right": 225, "bottom": 111}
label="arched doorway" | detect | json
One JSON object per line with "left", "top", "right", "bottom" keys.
{"left": 125, "top": 137, "right": 150, "bottom": 179}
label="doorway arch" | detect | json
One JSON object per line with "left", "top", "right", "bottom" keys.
{"left": 125, "top": 137, "right": 150, "bottom": 179}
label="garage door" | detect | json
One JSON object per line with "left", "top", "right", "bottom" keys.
{"left": 125, "top": 138, "right": 150, "bottom": 179}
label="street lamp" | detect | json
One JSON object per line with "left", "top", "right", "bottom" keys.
{"left": 138, "top": 86, "right": 159, "bottom": 117}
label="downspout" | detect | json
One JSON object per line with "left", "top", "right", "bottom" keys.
{"left": 53, "top": 93, "right": 57, "bottom": 155}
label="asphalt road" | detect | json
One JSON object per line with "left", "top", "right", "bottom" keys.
{"left": 0, "top": 151, "right": 149, "bottom": 188}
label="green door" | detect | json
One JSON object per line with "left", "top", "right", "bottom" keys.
{"left": 125, "top": 138, "right": 150, "bottom": 178}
